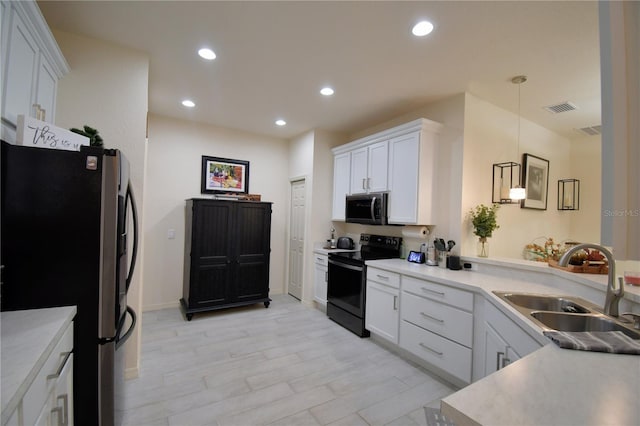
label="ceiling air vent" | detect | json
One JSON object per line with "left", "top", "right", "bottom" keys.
{"left": 544, "top": 101, "right": 578, "bottom": 114}
{"left": 576, "top": 125, "right": 602, "bottom": 136}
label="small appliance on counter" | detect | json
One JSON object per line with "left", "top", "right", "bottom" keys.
{"left": 337, "top": 237, "right": 354, "bottom": 249}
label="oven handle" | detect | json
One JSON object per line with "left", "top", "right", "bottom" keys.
{"left": 328, "top": 259, "right": 364, "bottom": 272}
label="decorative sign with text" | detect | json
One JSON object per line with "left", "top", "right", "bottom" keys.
{"left": 16, "top": 115, "right": 89, "bottom": 151}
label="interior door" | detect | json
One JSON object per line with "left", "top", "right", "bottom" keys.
{"left": 288, "top": 179, "right": 306, "bottom": 300}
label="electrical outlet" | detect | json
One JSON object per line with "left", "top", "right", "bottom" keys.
{"left": 167, "top": 228, "right": 175, "bottom": 239}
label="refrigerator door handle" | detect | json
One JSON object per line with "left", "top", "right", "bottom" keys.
{"left": 116, "top": 306, "right": 137, "bottom": 350}
{"left": 125, "top": 181, "right": 138, "bottom": 292}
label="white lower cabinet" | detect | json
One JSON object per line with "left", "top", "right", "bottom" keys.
{"left": 482, "top": 302, "right": 542, "bottom": 377}
{"left": 401, "top": 320, "right": 472, "bottom": 383}
{"left": 365, "top": 268, "right": 401, "bottom": 343}
{"left": 313, "top": 253, "right": 329, "bottom": 306}
{"left": 9, "top": 320, "right": 74, "bottom": 426}
{"left": 399, "top": 276, "right": 473, "bottom": 384}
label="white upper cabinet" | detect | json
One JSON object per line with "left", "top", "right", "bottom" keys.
{"left": 1, "top": 0, "right": 69, "bottom": 142}
{"left": 350, "top": 141, "right": 388, "bottom": 194}
{"left": 388, "top": 120, "right": 442, "bottom": 225}
{"left": 332, "top": 118, "right": 442, "bottom": 224}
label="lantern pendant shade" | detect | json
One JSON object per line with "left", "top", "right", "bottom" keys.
{"left": 492, "top": 162, "right": 523, "bottom": 203}
{"left": 558, "top": 179, "right": 580, "bottom": 210}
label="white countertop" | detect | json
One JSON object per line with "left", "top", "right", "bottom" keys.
{"left": 1, "top": 306, "right": 76, "bottom": 420}
{"left": 313, "top": 247, "right": 357, "bottom": 256}
{"left": 365, "top": 258, "right": 640, "bottom": 426}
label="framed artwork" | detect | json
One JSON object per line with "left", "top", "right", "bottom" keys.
{"left": 521, "top": 153, "right": 549, "bottom": 210}
{"left": 201, "top": 156, "right": 250, "bottom": 194}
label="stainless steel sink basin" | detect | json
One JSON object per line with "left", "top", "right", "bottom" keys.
{"left": 530, "top": 311, "right": 640, "bottom": 339}
{"left": 493, "top": 291, "right": 640, "bottom": 339}
{"left": 501, "top": 293, "right": 591, "bottom": 313}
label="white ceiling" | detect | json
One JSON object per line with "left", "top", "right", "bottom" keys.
{"left": 38, "top": 1, "right": 601, "bottom": 140}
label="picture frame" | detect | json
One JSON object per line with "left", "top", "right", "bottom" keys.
{"left": 521, "top": 153, "right": 549, "bottom": 210}
{"left": 201, "top": 156, "right": 250, "bottom": 194}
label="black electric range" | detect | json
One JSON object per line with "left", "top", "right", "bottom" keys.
{"left": 326, "top": 234, "right": 402, "bottom": 336}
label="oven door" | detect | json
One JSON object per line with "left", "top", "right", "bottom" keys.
{"left": 327, "top": 258, "right": 365, "bottom": 317}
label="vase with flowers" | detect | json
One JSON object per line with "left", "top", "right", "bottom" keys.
{"left": 469, "top": 203, "right": 500, "bottom": 257}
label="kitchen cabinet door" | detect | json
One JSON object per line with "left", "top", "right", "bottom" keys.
{"left": 1, "top": 0, "right": 68, "bottom": 142}
{"left": 313, "top": 254, "right": 328, "bottom": 305}
{"left": 367, "top": 141, "right": 389, "bottom": 192}
{"left": 388, "top": 131, "right": 424, "bottom": 224}
{"left": 350, "top": 146, "right": 369, "bottom": 194}
{"left": 332, "top": 152, "right": 351, "bottom": 220}
{"left": 349, "top": 141, "right": 388, "bottom": 194}
{"left": 365, "top": 280, "right": 399, "bottom": 343}
{"left": 2, "top": 8, "right": 39, "bottom": 128}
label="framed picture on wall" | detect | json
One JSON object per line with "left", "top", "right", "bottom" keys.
{"left": 201, "top": 156, "right": 250, "bottom": 194}
{"left": 521, "top": 153, "right": 549, "bottom": 210}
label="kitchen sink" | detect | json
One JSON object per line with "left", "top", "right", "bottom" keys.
{"left": 500, "top": 293, "right": 591, "bottom": 314}
{"left": 493, "top": 291, "right": 640, "bottom": 339}
{"left": 530, "top": 311, "right": 640, "bottom": 339}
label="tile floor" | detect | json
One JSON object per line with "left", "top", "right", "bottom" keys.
{"left": 122, "top": 294, "right": 455, "bottom": 426}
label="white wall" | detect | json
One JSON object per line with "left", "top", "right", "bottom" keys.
{"left": 461, "top": 93, "right": 577, "bottom": 258}
{"left": 287, "top": 129, "right": 346, "bottom": 304}
{"left": 569, "top": 135, "right": 601, "bottom": 243}
{"left": 143, "top": 114, "right": 289, "bottom": 310}
{"left": 52, "top": 30, "right": 149, "bottom": 378}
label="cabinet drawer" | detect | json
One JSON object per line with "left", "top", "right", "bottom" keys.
{"left": 314, "top": 254, "right": 328, "bottom": 267}
{"left": 22, "top": 321, "right": 73, "bottom": 426}
{"left": 400, "top": 320, "right": 471, "bottom": 383}
{"left": 402, "top": 291, "right": 473, "bottom": 347}
{"left": 367, "top": 267, "right": 400, "bottom": 289}
{"left": 402, "top": 276, "right": 473, "bottom": 311}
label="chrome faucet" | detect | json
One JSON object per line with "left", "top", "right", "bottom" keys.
{"left": 558, "top": 243, "right": 623, "bottom": 316}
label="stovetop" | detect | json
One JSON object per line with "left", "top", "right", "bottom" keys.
{"left": 329, "top": 234, "right": 402, "bottom": 264}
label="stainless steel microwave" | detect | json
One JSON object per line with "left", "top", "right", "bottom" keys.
{"left": 345, "top": 192, "right": 388, "bottom": 225}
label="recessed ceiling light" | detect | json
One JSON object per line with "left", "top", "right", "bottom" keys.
{"left": 182, "top": 100, "right": 195, "bottom": 108}
{"left": 198, "top": 48, "right": 216, "bottom": 60}
{"left": 275, "top": 119, "right": 286, "bottom": 126}
{"left": 412, "top": 21, "right": 434, "bottom": 37}
{"left": 320, "top": 87, "right": 334, "bottom": 96}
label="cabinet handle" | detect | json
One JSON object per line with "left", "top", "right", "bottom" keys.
{"left": 420, "top": 287, "right": 445, "bottom": 297}
{"left": 496, "top": 351, "right": 505, "bottom": 371}
{"left": 367, "top": 177, "right": 371, "bottom": 189}
{"left": 420, "top": 312, "right": 444, "bottom": 323}
{"left": 362, "top": 178, "right": 366, "bottom": 189}
{"left": 418, "top": 342, "right": 443, "bottom": 357}
{"left": 393, "top": 295, "right": 398, "bottom": 310}
{"left": 47, "top": 351, "right": 72, "bottom": 380}
{"left": 502, "top": 352, "right": 511, "bottom": 368}
{"left": 325, "top": 271, "right": 328, "bottom": 282}
{"left": 51, "top": 407, "right": 64, "bottom": 426}
{"left": 376, "top": 274, "right": 389, "bottom": 280}
{"left": 57, "top": 394, "right": 69, "bottom": 426}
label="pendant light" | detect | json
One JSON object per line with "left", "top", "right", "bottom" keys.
{"left": 509, "top": 75, "right": 527, "bottom": 200}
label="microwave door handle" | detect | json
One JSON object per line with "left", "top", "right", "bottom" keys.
{"left": 370, "top": 196, "right": 376, "bottom": 221}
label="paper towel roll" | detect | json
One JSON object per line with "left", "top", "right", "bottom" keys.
{"left": 401, "top": 226, "right": 429, "bottom": 240}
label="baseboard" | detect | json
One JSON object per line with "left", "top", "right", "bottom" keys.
{"left": 142, "top": 300, "right": 180, "bottom": 312}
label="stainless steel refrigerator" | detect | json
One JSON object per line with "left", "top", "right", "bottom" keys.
{"left": 1, "top": 141, "right": 138, "bottom": 425}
